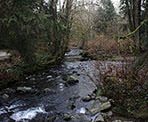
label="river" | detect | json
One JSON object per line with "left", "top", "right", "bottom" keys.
{"left": 0, "top": 48, "right": 124, "bottom": 122}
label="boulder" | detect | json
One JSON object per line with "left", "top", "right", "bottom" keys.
{"left": 95, "top": 114, "right": 104, "bottom": 122}
{"left": 82, "top": 95, "right": 92, "bottom": 102}
{"left": 96, "top": 96, "right": 108, "bottom": 103}
{"left": 87, "top": 100, "right": 111, "bottom": 115}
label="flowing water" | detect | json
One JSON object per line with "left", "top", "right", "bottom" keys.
{"left": 0, "top": 48, "right": 123, "bottom": 122}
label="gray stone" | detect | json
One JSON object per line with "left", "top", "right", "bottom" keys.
{"left": 82, "top": 95, "right": 92, "bottom": 102}
{"left": 107, "top": 111, "right": 113, "bottom": 117}
{"left": 96, "top": 96, "right": 108, "bottom": 102}
{"left": 2, "top": 94, "right": 9, "bottom": 99}
{"left": 47, "top": 75, "right": 52, "bottom": 78}
{"left": 17, "top": 87, "right": 32, "bottom": 92}
{"left": 90, "top": 93, "right": 96, "bottom": 99}
{"left": 43, "top": 88, "right": 56, "bottom": 93}
{"left": 99, "top": 101, "right": 111, "bottom": 111}
{"left": 87, "top": 101, "right": 111, "bottom": 115}
{"left": 95, "top": 114, "right": 104, "bottom": 122}
{"left": 101, "top": 110, "right": 113, "bottom": 118}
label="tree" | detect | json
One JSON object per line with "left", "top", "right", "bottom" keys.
{"left": 120, "top": 0, "right": 148, "bottom": 51}
{"left": 94, "top": 0, "right": 116, "bottom": 34}
{"left": 70, "top": 0, "right": 97, "bottom": 48}
{"left": 0, "top": 0, "right": 43, "bottom": 64}
{"left": 0, "top": 0, "right": 74, "bottom": 65}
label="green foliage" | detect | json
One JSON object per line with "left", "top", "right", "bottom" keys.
{"left": 0, "top": 0, "right": 72, "bottom": 65}
{"left": 0, "top": 0, "right": 41, "bottom": 64}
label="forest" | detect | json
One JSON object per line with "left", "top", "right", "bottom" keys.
{"left": 0, "top": 0, "right": 147, "bottom": 122}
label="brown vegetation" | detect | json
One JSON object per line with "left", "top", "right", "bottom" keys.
{"left": 83, "top": 34, "right": 135, "bottom": 60}
{"left": 97, "top": 59, "right": 148, "bottom": 119}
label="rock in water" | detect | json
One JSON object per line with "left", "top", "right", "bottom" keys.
{"left": 43, "top": 88, "right": 56, "bottom": 94}
{"left": 17, "top": 87, "right": 32, "bottom": 91}
{"left": 82, "top": 95, "right": 92, "bottom": 102}
{"left": 96, "top": 96, "right": 108, "bottom": 102}
{"left": 63, "top": 113, "right": 72, "bottom": 121}
{"left": 87, "top": 100, "right": 111, "bottom": 115}
{"left": 66, "top": 75, "right": 79, "bottom": 85}
{"left": 47, "top": 115, "right": 56, "bottom": 121}
{"left": 99, "top": 102, "right": 111, "bottom": 111}
{"left": 2, "top": 94, "right": 9, "bottom": 99}
{"left": 95, "top": 114, "right": 104, "bottom": 122}
{"left": 47, "top": 75, "right": 52, "bottom": 78}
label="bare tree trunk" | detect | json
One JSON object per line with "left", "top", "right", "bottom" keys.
{"left": 125, "top": 0, "right": 134, "bottom": 31}
{"left": 125, "top": 0, "right": 142, "bottom": 52}
{"left": 134, "top": 0, "right": 141, "bottom": 51}
{"left": 64, "top": 0, "right": 74, "bottom": 50}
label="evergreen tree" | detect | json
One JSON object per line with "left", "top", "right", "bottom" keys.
{"left": 94, "top": 0, "right": 116, "bottom": 33}
{"left": 0, "top": 0, "right": 74, "bottom": 65}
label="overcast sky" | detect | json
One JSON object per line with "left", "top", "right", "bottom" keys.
{"left": 44, "top": 0, "right": 121, "bottom": 13}
{"left": 112, "top": 0, "right": 120, "bottom": 13}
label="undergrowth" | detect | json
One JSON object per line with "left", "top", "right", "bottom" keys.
{"left": 99, "top": 61, "right": 148, "bottom": 119}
